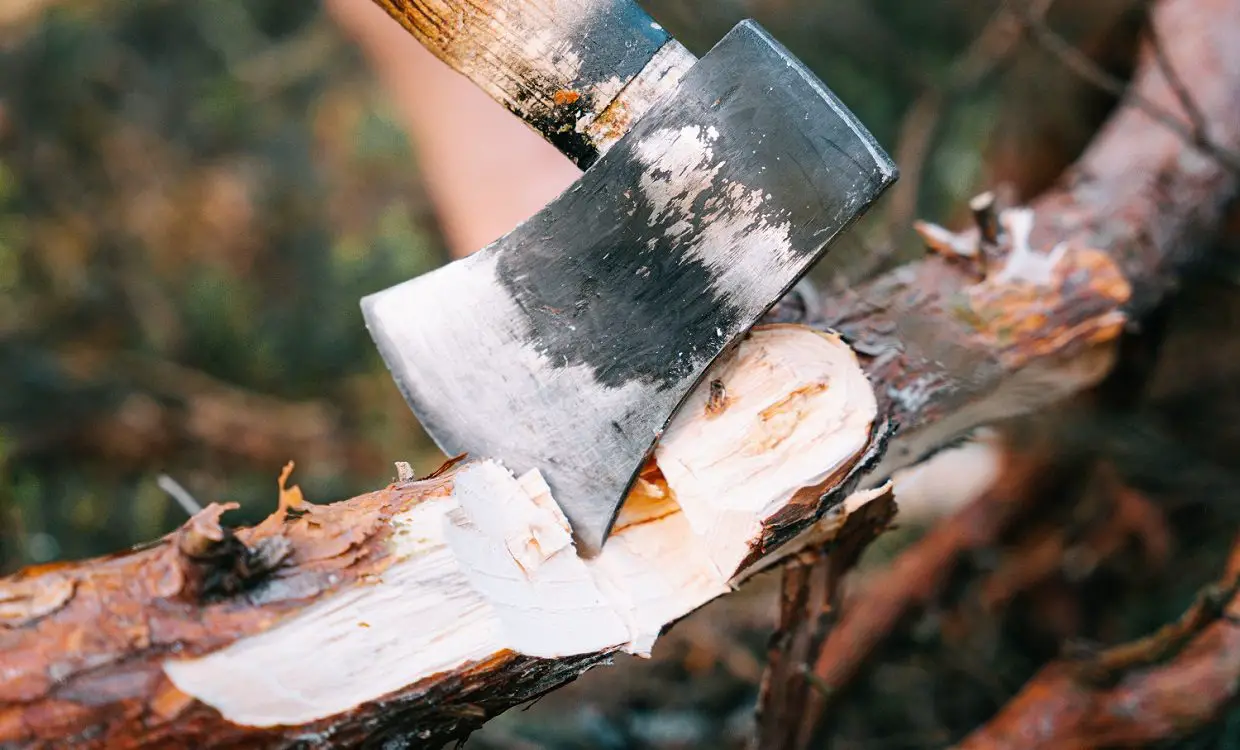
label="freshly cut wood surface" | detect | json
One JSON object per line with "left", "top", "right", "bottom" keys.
{"left": 0, "top": 326, "right": 884, "bottom": 748}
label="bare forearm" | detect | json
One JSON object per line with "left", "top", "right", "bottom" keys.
{"left": 324, "top": 0, "right": 579, "bottom": 257}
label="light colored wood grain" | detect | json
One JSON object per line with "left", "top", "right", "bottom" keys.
{"left": 370, "top": 0, "right": 695, "bottom": 165}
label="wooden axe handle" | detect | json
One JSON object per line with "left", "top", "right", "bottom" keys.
{"left": 369, "top": 0, "right": 696, "bottom": 168}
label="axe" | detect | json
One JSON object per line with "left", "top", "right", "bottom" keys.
{"left": 360, "top": 0, "right": 897, "bottom": 555}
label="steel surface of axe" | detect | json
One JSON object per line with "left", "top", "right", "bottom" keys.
{"left": 361, "top": 2, "right": 897, "bottom": 556}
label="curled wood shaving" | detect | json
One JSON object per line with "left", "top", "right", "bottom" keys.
{"left": 0, "top": 576, "right": 75, "bottom": 628}
{"left": 277, "top": 461, "right": 304, "bottom": 514}
{"left": 914, "top": 220, "right": 980, "bottom": 259}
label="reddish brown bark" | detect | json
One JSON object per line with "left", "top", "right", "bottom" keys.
{"left": 957, "top": 538, "right": 1240, "bottom": 749}
{"left": 832, "top": 0, "right": 1240, "bottom": 482}
{"left": 0, "top": 463, "right": 609, "bottom": 748}
{"left": 755, "top": 493, "right": 898, "bottom": 750}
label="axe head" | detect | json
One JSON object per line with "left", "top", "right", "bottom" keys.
{"left": 362, "top": 20, "right": 896, "bottom": 556}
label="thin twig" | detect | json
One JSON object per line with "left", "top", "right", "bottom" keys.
{"left": 157, "top": 474, "right": 204, "bottom": 517}
{"left": 755, "top": 493, "right": 899, "bottom": 750}
{"left": 1145, "top": 19, "right": 1211, "bottom": 143}
{"left": 876, "top": 0, "right": 1054, "bottom": 278}
{"left": 1073, "top": 578, "right": 1240, "bottom": 684}
{"left": 958, "top": 533, "right": 1240, "bottom": 749}
{"left": 1020, "top": 9, "right": 1240, "bottom": 174}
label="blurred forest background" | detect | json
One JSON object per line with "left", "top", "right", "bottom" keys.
{"left": 4, "top": 0, "right": 1240, "bottom": 748}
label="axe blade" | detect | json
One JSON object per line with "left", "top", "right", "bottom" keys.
{"left": 362, "top": 20, "right": 896, "bottom": 556}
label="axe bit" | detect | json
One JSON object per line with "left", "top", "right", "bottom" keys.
{"left": 361, "top": 0, "right": 897, "bottom": 556}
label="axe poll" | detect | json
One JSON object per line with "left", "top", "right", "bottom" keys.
{"left": 360, "top": 0, "right": 898, "bottom": 555}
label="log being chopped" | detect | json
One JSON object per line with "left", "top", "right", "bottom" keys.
{"left": 0, "top": 325, "right": 888, "bottom": 747}
{"left": 358, "top": 5, "right": 895, "bottom": 556}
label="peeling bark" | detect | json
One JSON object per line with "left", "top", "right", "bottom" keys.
{"left": 1, "top": 327, "right": 883, "bottom": 748}
{"left": 835, "top": 0, "right": 1239, "bottom": 484}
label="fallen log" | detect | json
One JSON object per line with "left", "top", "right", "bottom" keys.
{"left": 3, "top": 0, "right": 1240, "bottom": 746}
{"left": 0, "top": 326, "right": 890, "bottom": 748}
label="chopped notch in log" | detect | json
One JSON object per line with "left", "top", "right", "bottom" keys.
{"left": 0, "top": 325, "right": 883, "bottom": 747}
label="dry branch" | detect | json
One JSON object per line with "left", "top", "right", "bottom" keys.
{"left": 957, "top": 535, "right": 1240, "bottom": 749}
{"left": 1, "top": 0, "right": 1239, "bottom": 746}
{"left": 800, "top": 438, "right": 1057, "bottom": 715}
{"left": 0, "top": 327, "right": 888, "bottom": 748}
{"left": 763, "top": 0, "right": 1239, "bottom": 743}
{"left": 754, "top": 493, "right": 898, "bottom": 750}
{"left": 832, "top": 0, "right": 1240, "bottom": 482}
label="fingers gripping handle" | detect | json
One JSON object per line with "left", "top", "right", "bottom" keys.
{"left": 370, "top": 0, "right": 695, "bottom": 168}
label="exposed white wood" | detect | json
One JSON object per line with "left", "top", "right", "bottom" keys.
{"left": 655, "top": 325, "right": 878, "bottom": 578}
{"left": 163, "top": 325, "right": 880, "bottom": 727}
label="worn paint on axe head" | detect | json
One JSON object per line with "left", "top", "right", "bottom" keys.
{"left": 361, "top": 20, "right": 897, "bottom": 556}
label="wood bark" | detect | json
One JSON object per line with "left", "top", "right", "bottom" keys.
{"left": 957, "top": 533, "right": 1240, "bottom": 749}
{"left": 1, "top": 327, "right": 889, "bottom": 748}
{"left": 754, "top": 493, "right": 898, "bottom": 750}
{"left": 2, "top": 0, "right": 1239, "bottom": 746}
{"left": 835, "top": 0, "right": 1239, "bottom": 485}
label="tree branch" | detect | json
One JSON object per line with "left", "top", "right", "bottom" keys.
{"left": 0, "top": 327, "right": 889, "bottom": 748}
{"left": 833, "top": 0, "right": 1240, "bottom": 484}
{"left": 1018, "top": 3, "right": 1240, "bottom": 173}
{"left": 754, "top": 493, "right": 898, "bottom": 750}
{"left": 957, "top": 534, "right": 1240, "bottom": 749}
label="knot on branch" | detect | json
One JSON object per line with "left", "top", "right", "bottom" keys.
{"left": 163, "top": 502, "right": 291, "bottom": 602}
{"left": 915, "top": 194, "right": 1133, "bottom": 369}
{"left": 0, "top": 574, "right": 75, "bottom": 629}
